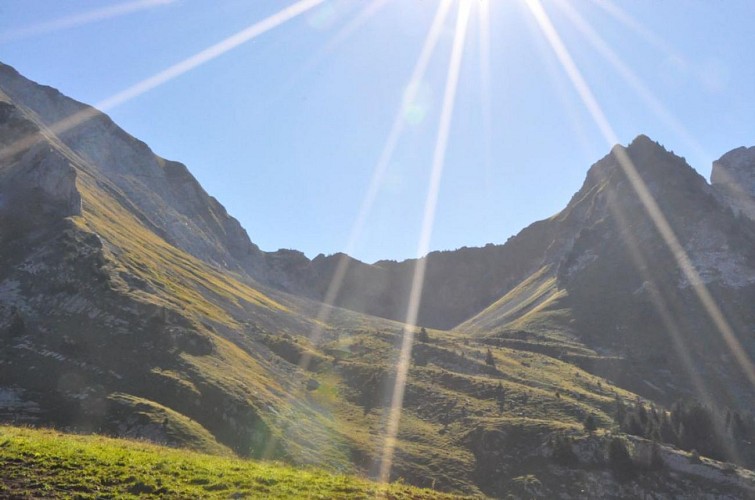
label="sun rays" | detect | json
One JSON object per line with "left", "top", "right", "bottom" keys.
{"left": 525, "top": 0, "right": 755, "bottom": 395}
{"left": 3, "top": 0, "right": 754, "bottom": 488}
{"left": 552, "top": 0, "right": 709, "bottom": 164}
{"left": 0, "top": 0, "right": 178, "bottom": 43}
{"left": 294, "top": 0, "right": 454, "bottom": 354}
{"left": 0, "top": 0, "right": 325, "bottom": 165}
{"left": 379, "top": 0, "right": 472, "bottom": 483}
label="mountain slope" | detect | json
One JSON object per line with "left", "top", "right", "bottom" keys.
{"left": 0, "top": 62, "right": 402, "bottom": 471}
{"left": 0, "top": 63, "right": 269, "bottom": 279}
{"left": 712, "top": 145, "right": 755, "bottom": 220}
{"left": 462, "top": 136, "right": 755, "bottom": 413}
{"left": 3, "top": 63, "right": 755, "bottom": 497}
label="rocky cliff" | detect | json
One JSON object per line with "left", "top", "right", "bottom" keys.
{"left": 0, "top": 63, "right": 267, "bottom": 278}
{"left": 712, "top": 145, "right": 755, "bottom": 220}
{"left": 2, "top": 62, "right": 755, "bottom": 497}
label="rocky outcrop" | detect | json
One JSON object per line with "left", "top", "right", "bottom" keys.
{"left": 0, "top": 99, "right": 81, "bottom": 224}
{"left": 1, "top": 144, "right": 82, "bottom": 218}
{"left": 712, "top": 146, "right": 755, "bottom": 220}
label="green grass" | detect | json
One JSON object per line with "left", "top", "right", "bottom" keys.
{"left": 0, "top": 425, "right": 469, "bottom": 499}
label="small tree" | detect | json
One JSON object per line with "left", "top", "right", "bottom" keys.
{"left": 496, "top": 382, "right": 506, "bottom": 412}
{"left": 583, "top": 414, "right": 598, "bottom": 433}
{"left": 608, "top": 437, "right": 635, "bottom": 481}
{"left": 485, "top": 348, "right": 496, "bottom": 367}
{"left": 615, "top": 395, "right": 626, "bottom": 425}
{"left": 417, "top": 327, "right": 430, "bottom": 343}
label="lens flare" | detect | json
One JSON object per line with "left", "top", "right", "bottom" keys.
{"left": 525, "top": 0, "right": 755, "bottom": 391}
{"left": 0, "top": 0, "right": 325, "bottom": 166}
{"left": 590, "top": 0, "right": 686, "bottom": 66}
{"left": 553, "top": 0, "right": 709, "bottom": 163}
{"left": 378, "top": 0, "right": 472, "bottom": 484}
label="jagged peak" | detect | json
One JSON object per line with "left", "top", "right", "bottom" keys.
{"left": 626, "top": 133, "right": 660, "bottom": 150}
{"left": 578, "top": 135, "right": 703, "bottom": 195}
{"left": 618, "top": 134, "right": 682, "bottom": 167}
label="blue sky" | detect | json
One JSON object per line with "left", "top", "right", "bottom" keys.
{"left": 1, "top": 0, "right": 754, "bottom": 263}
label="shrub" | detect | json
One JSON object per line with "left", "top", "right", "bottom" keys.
{"left": 485, "top": 348, "right": 496, "bottom": 367}
{"left": 417, "top": 327, "right": 430, "bottom": 343}
{"left": 608, "top": 437, "right": 635, "bottom": 481}
{"left": 552, "top": 434, "right": 578, "bottom": 466}
{"left": 583, "top": 415, "right": 598, "bottom": 433}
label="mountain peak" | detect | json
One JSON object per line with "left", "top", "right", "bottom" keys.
{"left": 0, "top": 61, "right": 269, "bottom": 278}
{"left": 603, "top": 134, "right": 666, "bottom": 159}
{"left": 622, "top": 134, "right": 677, "bottom": 163}
{"left": 573, "top": 134, "right": 703, "bottom": 212}
{"left": 626, "top": 133, "right": 657, "bottom": 149}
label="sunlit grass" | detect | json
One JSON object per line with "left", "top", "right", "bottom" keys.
{"left": 76, "top": 169, "right": 288, "bottom": 327}
{"left": 0, "top": 426, "right": 463, "bottom": 499}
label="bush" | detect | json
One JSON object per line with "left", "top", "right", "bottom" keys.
{"left": 608, "top": 437, "right": 635, "bottom": 481}
{"left": 485, "top": 348, "right": 496, "bottom": 367}
{"left": 552, "top": 434, "right": 578, "bottom": 466}
{"left": 417, "top": 327, "right": 430, "bottom": 343}
{"left": 583, "top": 415, "right": 598, "bottom": 433}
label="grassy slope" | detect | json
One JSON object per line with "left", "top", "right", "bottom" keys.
{"left": 295, "top": 324, "right": 641, "bottom": 494}
{"left": 11, "top": 164, "right": 648, "bottom": 494}
{"left": 0, "top": 92, "right": 695, "bottom": 494}
{"left": 0, "top": 426, "right": 465, "bottom": 499}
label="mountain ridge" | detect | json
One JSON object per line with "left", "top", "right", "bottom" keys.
{"left": 3, "top": 61, "right": 755, "bottom": 497}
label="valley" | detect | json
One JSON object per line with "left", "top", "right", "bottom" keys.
{"left": 1, "top": 62, "right": 755, "bottom": 498}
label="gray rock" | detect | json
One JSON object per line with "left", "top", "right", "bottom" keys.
{"left": 711, "top": 146, "right": 755, "bottom": 219}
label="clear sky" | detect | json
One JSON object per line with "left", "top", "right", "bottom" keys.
{"left": 1, "top": 0, "right": 754, "bottom": 263}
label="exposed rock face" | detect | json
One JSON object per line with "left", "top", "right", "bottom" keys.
{"left": 0, "top": 99, "right": 81, "bottom": 234}
{"left": 3, "top": 62, "right": 755, "bottom": 496}
{"left": 464, "top": 136, "right": 755, "bottom": 412}
{"left": 289, "top": 136, "right": 755, "bottom": 330}
{"left": 0, "top": 63, "right": 265, "bottom": 278}
{"left": 0, "top": 63, "right": 302, "bottom": 459}
{"left": 712, "top": 146, "right": 755, "bottom": 220}
{"left": 1, "top": 143, "right": 81, "bottom": 219}
{"left": 558, "top": 136, "right": 755, "bottom": 289}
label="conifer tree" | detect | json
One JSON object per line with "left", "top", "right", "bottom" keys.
{"left": 485, "top": 348, "right": 496, "bottom": 367}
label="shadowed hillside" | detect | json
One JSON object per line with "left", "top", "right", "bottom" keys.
{"left": 2, "top": 62, "right": 755, "bottom": 497}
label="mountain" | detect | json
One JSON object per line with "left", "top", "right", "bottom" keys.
{"left": 0, "top": 65, "right": 270, "bottom": 279}
{"left": 2, "top": 62, "right": 755, "bottom": 498}
{"left": 0, "top": 62, "right": 340, "bottom": 461}
{"left": 283, "top": 137, "right": 755, "bottom": 417}
{"left": 460, "top": 137, "right": 755, "bottom": 413}
{"left": 712, "top": 145, "right": 755, "bottom": 220}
